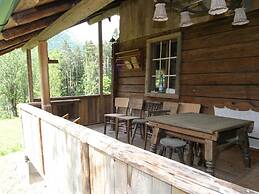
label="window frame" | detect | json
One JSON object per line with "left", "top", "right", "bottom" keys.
{"left": 145, "top": 32, "right": 182, "bottom": 99}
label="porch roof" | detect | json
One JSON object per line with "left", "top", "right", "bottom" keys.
{"left": 0, "top": 0, "right": 121, "bottom": 56}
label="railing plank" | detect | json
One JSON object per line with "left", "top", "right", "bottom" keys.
{"left": 19, "top": 104, "right": 259, "bottom": 194}
{"left": 114, "top": 160, "right": 128, "bottom": 194}
{"left": 89, "top": 147, "right": 115, "bottom": 194}
{"left": 80, "top": 143, "right": 91, "bottom": 194}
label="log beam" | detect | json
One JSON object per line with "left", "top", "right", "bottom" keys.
{"left": 0, "top": 31, "right": 39, "bottom": 51}
{"left": 22, "top": 0, "right": 114, "bottom": 50}
{"left": 26, "top": 49, "right": 34, "bottom": 102}
{"left": 2, "top": 14, "right": 60, "bottom": 40}
{"left": 12, "top": 1, "right": 73, "bottom": 26}
{"left": 0, "top": 41, "right": 26, "bottom": 56}
{"left": 98, "top": 21, "right": 104, "bottom": 120}
{"left": 38, "top": 41, "right": 52, "bottom": 112}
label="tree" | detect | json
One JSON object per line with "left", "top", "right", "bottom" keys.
{"left": 48, "top": 49, "right": 62, "bottom": 97}
{"left": 59, "top": 41, "right": 85, "bottom": 96}
{"left": 0, "top": 49, "right": 28, "bottom": 117}
{"left": 83, "top": 41, "right": 100, "bottom": 95}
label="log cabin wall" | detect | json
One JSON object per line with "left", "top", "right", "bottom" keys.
{"left": 116, "top": 0, "right": 259, "bottom": 112}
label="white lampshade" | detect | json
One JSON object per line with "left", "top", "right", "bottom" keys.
{"left": 232, "top": 8, "right": 250, "bottom": 26}
{"left": 153, "top": 3, "right": 168, "bottom": 22}
{"left": 209, "top": 0, "right": 228, "bottom": 15}
{"left": 180, "top": 11, "right": 193, "bottom": 27}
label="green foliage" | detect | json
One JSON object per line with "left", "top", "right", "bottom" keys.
{"left": 0, "top": 50, "right": 28, "bottom": 117}
{"left": 0, "top": 27, "right": 117, "bottom": 118}
{"left": 83, "top": 41, "right": 100, "bottom": 95}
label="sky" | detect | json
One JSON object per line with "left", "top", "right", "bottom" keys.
{"left": 65, "top": 15, "right": 120, "bottom": 44}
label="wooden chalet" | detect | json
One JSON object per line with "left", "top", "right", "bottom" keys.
{"left": 1, "top": 0, "right": 259, "bottom": 193}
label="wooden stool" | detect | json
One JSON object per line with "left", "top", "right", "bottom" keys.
{"left": 159, "top": 137, "right": 186, "bottom": 164}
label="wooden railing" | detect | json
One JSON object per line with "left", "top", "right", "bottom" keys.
{"left": 19, "top": 104, "right": 258, "bottom": 194}
{"left": 30, "top": 94, "right": 112, "bottom": 125}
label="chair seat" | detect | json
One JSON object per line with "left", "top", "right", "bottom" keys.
{"left": 132, "top": 118, "right": 147, "bottom": 124}
{"left": 160, "top": 137, "right": 186, "bottom": 148}
{"left": 104, "top": 113, "right": 126, "bottom": 118}
{"left": 118, "top": 115, "right": 140, "bottom": 121}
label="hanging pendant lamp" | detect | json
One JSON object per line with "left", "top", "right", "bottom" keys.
{"left": 180, "top": 11, "right": 193, "bottom": 27}
{"left": 209, "top": 0, "right": 228, "bottom": 15}
{"left": 153, "top": 3, "right": 168, "bottom": 21}
{"left": 232, "top": 8, "right": 249, "bottom": 26}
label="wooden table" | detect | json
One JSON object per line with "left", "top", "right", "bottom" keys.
{"left": 147, "top": 113, "right": 254, "bottom": 175}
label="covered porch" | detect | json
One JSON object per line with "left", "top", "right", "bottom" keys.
{"left": 1, "top": 0, "right": 259, "bottom": 193}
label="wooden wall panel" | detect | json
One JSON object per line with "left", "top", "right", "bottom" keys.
{"left": 33, "top": 95, "right": 112, "bottom": 125}
{"left": 116, "top": 7, "right": 259, "bottom": 110}
{"left": 180, "top": 11, "right": 259, "bottom": 110}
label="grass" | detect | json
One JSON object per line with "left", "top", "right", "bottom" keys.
{"left": 0, "top": 118, "right": 22, "bottom": 157}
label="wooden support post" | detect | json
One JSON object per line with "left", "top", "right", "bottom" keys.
{"left": 98, "top": 21, "right": 104, "bottom": 121}
{"left": 26, "top": 49, "right": 34, "bottom": 102}
{"left": 111, "top": 43, "right": 118, "bottom": 113}
{"left": 38, "top": 41, "right": 52, "bottom": 112}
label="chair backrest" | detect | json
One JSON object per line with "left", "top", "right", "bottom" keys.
{"left": 162, "top": 101, "right": 179, "bottom": 115}
{"left": 178, "top": 103, "right": 201, "bottom": 113}
{"left": 128, "top": 98, "right": 144, "bottom": 116}
{"left": 73, "top": 117, "right": 80, "bottom": 124}
{"left": 115, "top": 97, "right": 129, "bottom": 113}
{"left": 62, "top": 113, "right": 69, "bottom": 119}
{"left": 144, "top": 101, "right": 162, "bottom": 117}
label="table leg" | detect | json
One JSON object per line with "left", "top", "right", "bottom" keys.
{"left": 238, "top": 128, "right": 251, "bottom": 168}
{"left": 204, "top": 140, "right": 216, "bottom": 176}
{"left": 150, "top": 126, "right": 160, "bottom": 153}
{"left": 144, "top": 124, "right": 147, "bottom": 150}
{"left": 186, "top": 141, "right": 194, "bottom": 166}
{"left": 115, "top": 118, "right": 119, "bottom": 139}
{"left": 126, "top": 120, "right": 132, "bottom": 144}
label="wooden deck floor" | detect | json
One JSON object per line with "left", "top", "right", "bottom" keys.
{"left": 88, "top": 123, "right": 259, "bottom": 192}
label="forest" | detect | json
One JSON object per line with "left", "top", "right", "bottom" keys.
{"left": 0, "top": 29, "right": 117, "bottom": 119}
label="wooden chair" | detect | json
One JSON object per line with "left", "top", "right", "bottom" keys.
{"left": 62, "top": 113, "right": 80, "bottom": 124}
{"left": 103, "top": 97, "right": 129, "bottom": 134}
{"left": 177, "top": 102, "right": 201, "bottom": 165}
{"left": 177, "top": 103, "right": 201, "bottom": 114}
{"left": 73, "top": 117, "right": 80, "bottom": 124}
{"left": 62, "top": 113, "right": 69, "bottom": 119}
{"left": 116, "top": 98, "right": 144, "bottom": 143}
{"left": 162, "top": 101, "right": 179, "bottom": 115}
{"left": 131, "top": 101, "right": 162, "bottom": 149}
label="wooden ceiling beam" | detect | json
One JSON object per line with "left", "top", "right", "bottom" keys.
{"left": 1, "top": 14, "right": 60, "bottom": 41}
{"left": 12, "top": 1, "right": 74, "bottom": 26}
{"left": 0, "top": 31, "right": 40, "bottom": 50}
{"left": 0, "top": 41, "right": 26, "bottom": 56}
{"left": 22, "top": 0, "right": 114, "bottom": 50}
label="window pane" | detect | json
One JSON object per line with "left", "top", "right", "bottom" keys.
{"left": 151, "top": 61, "right": 160, "bottom": 76}
{"left": 170, "top": 59, "right": 177, "bottom": 75}
{"left": 161, "top": 59, "right": 168, "bottom": 75}
{"left": 152, "top": 42, "right": 161, "bottom": 59}
{"left": 169, "top": 77, "right": 176, "bottom": 90}
{"left": 171, "top": 41, "right": 177, "bottom": 57}
{"left": 161, "top": 40, "right": 169, "bottom": 58}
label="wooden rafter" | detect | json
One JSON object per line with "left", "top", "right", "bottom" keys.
{"left": 0, "top": 31, "right": 39, "bottom": 50}
{"left": 1, "top": 14, "right": 60, "bottom": 40}
{"left": 12, "top": 1, "right": 74, "bottom": 26}
{"left": 0, "top": 41, "right": 26, "bottom": 56}
{"left": 22, "top": 0, "right": 114, "bottom": 50}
